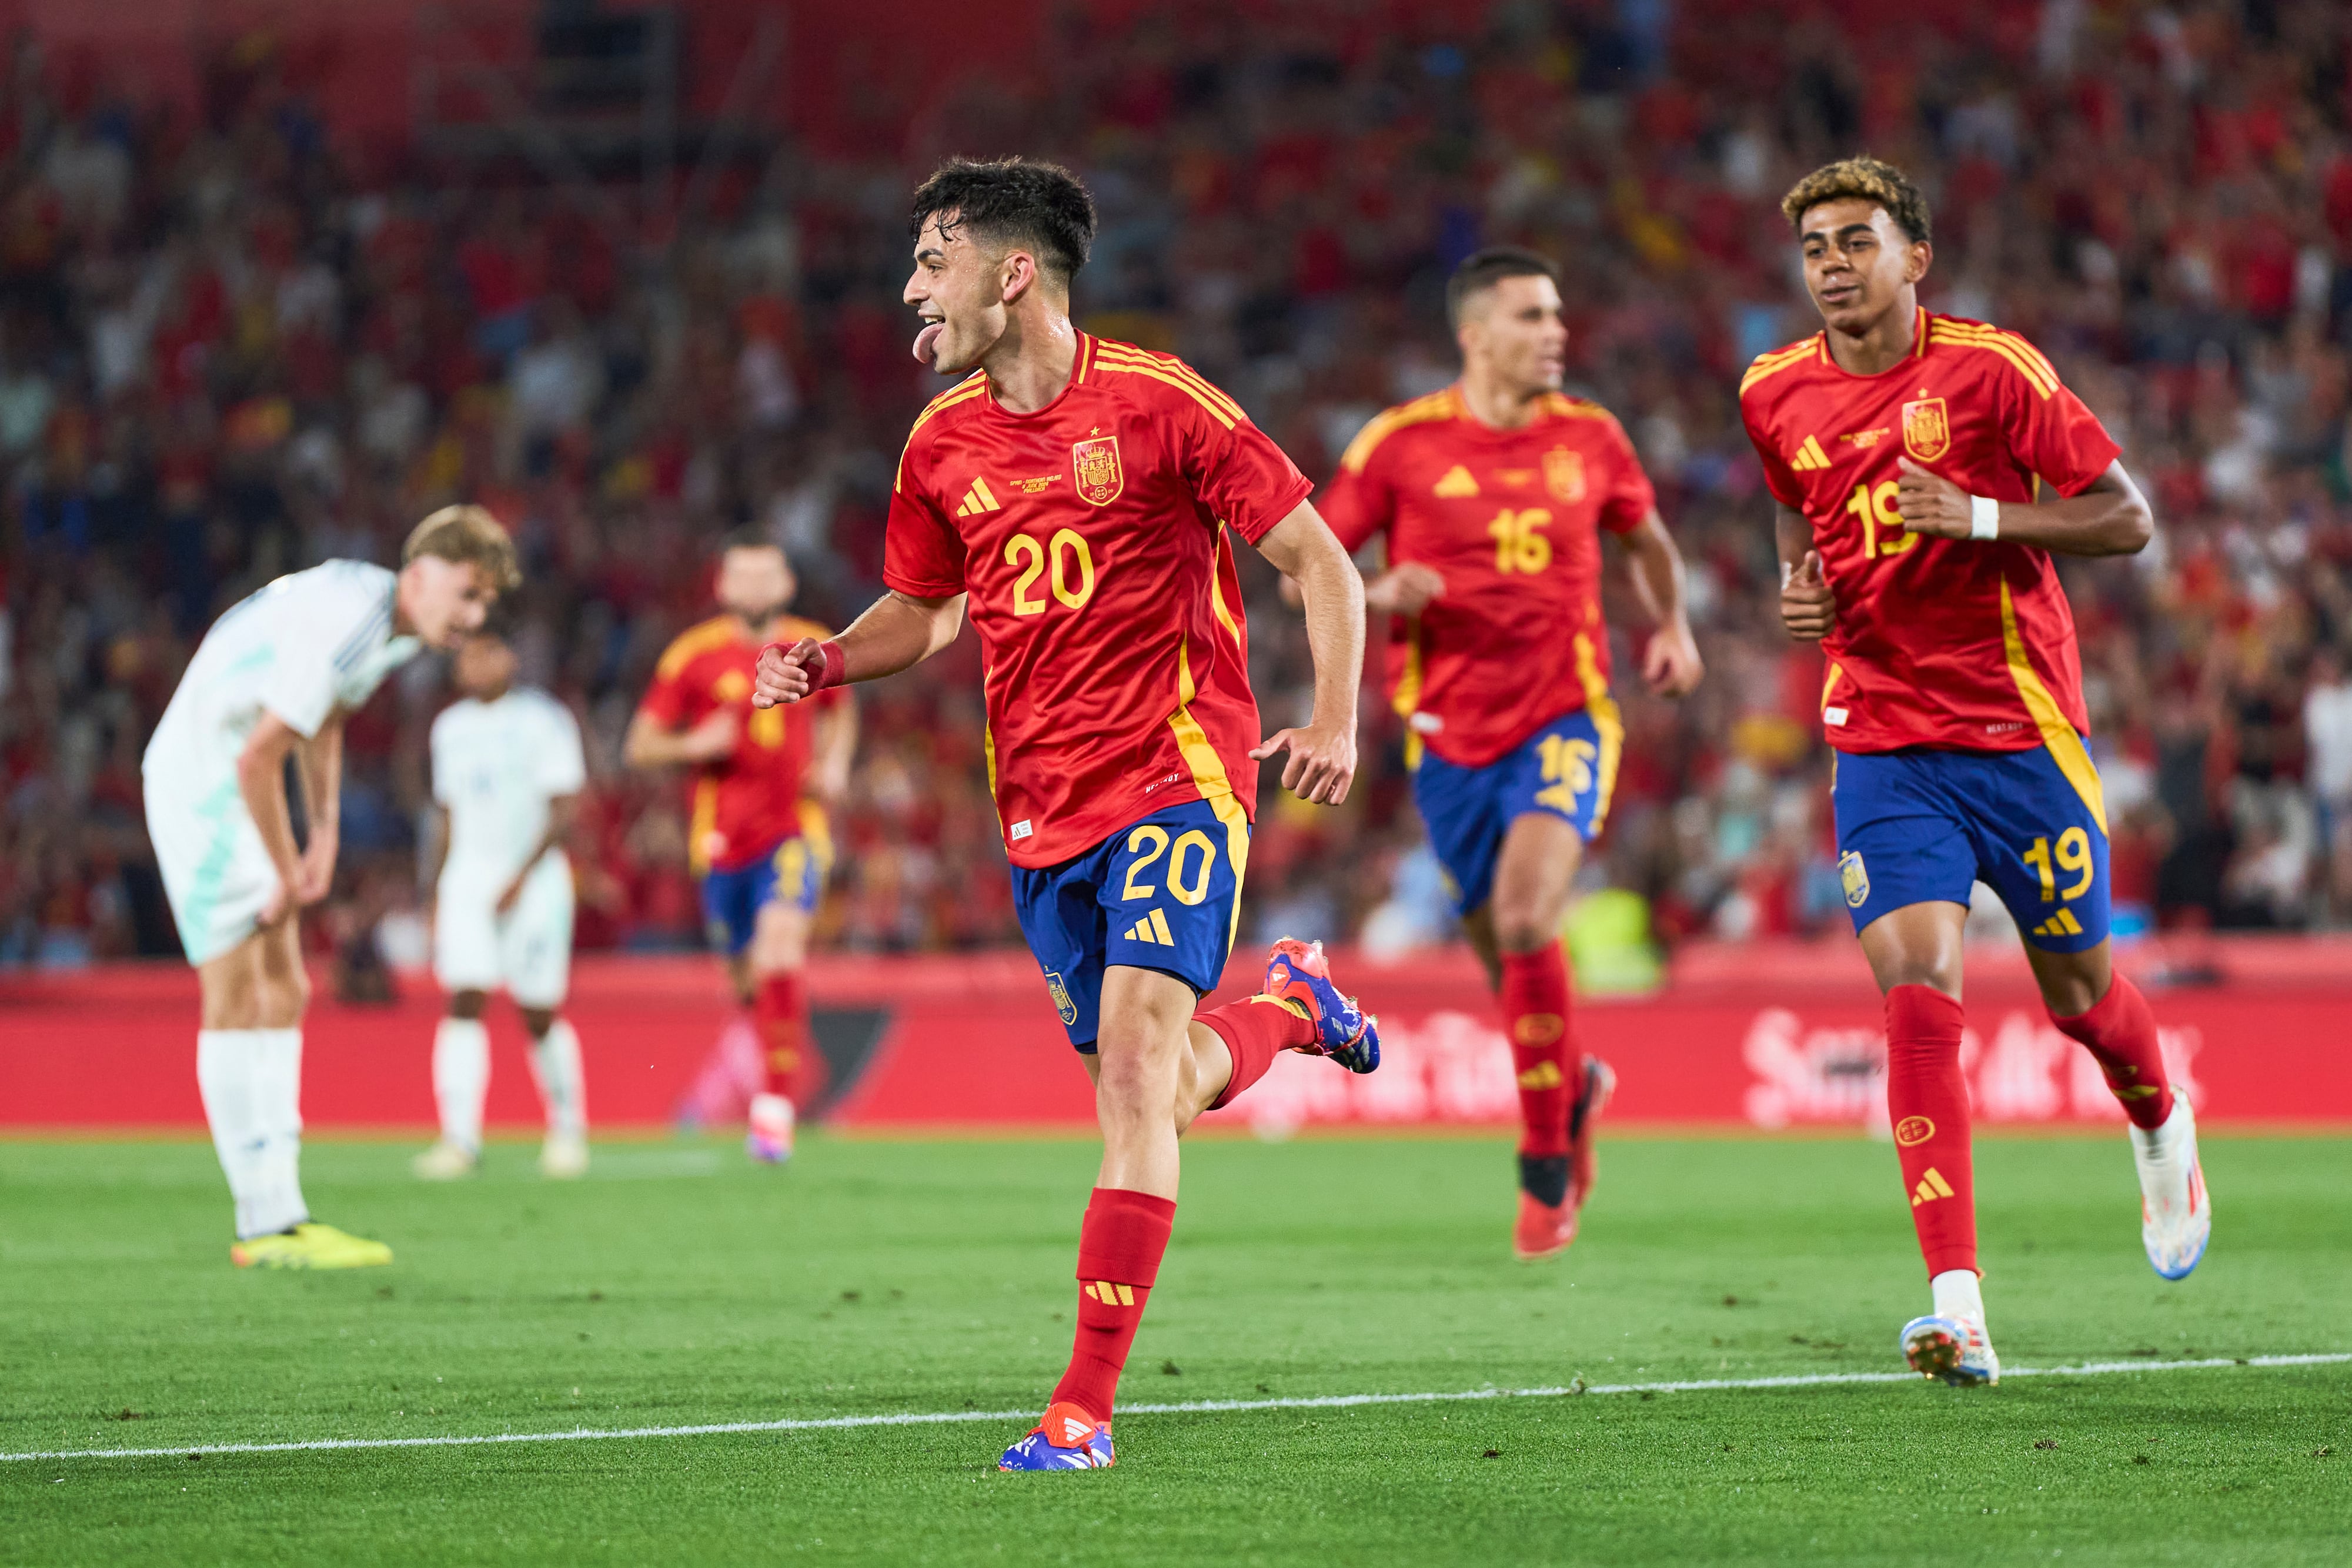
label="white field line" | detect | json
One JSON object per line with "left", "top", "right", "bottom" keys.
{"left": 5, "top": 1352, "right": 2345, "bottom": 1465}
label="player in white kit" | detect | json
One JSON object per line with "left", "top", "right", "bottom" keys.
{"left": 413, "top": 627, "right": 591, "bottom": 1180}
{"left": 142, "top": 506, "right": 517, "bottom": 1268}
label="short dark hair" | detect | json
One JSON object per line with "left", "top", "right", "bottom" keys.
{"left": 909, "top": 157, "right": 1096, "bottom": 286}
{"left": 716, "top": 526, "right": 783, "bottom": 559}
{"left": 1782, "top": 156, "right": 1933, "bottom": 245}
{"left": 1445, "top": 247, "right": 1562, "bottom": 328}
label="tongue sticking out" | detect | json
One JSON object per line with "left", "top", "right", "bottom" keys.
{"left": 913, "top": 322, "right": 946, "bottom": 366}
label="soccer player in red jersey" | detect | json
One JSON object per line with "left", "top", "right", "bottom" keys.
{"left": 1740, "top": 158, "right": 2208, "bottom": 1386}
{"left": 1319, "top": 248, "right": 1703, "bottom": 1262}
{"left": 627, "top": 532, "right": 856, "bottom": 1164}
{"left": 753, "top": 157, "right": 1378, "bottom": 1471}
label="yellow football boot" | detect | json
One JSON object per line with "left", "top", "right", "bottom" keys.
{"left": 230, "top": 1222, "right": 394, "bottom": 1270}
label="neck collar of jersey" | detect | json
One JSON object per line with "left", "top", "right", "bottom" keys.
{"left": 981, "top": 331, "right": 1091, "bottom": 421}
{"left": 1818, "top": 306, "right": 1932, "bottom": 381}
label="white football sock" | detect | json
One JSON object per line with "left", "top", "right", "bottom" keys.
{"left": 1931, "top": 1268, "right": 1986, "bottom": 1329}
{"left": 529, "top": 1018, "right": 587, "bottom": 1138}
{"left": 2130, "top": 1096, "right": 2195, "bottom": 1216}
{"left": 198, "top": 1028, "right": 309, "bottom": 1240}
{"left": 433, "top": 1017, "right": 491, "bottom": 1152}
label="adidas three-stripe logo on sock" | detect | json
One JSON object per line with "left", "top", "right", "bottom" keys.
{"left": 1082, "top": 1280, "right": 1135, "bottom": 1306}
{"left": 1911, "top": 1166, "right": 1957, "bottom": 1208}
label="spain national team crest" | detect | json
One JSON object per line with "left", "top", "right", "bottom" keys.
{"left": 1071, "top": 435, "right": 1124, "bottom": 506}
{"left": 1839, "top": 851, "right": 1870, "bottom": 909}
{"left": 1900, "top": 397, "right": 1950, "bottom": 463}
{"left": 1045, "top": 971, "right": 1078, "bottom": 1027}
{"left": 1543, "top": 447, "right": 1585, "bottom": 504}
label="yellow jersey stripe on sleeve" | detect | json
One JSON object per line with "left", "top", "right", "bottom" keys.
{"left": 1093, "top": 344, "right": 1247, "bottom": 424}
{"left": 1739, "top": 338, "right": 1822, "bottom": 396}
{"left": 1337, "top": 391, "right": 1459, "bottom": 475}
{"left": 1096, "top": 359, "right": 1238, "bottom": 427}
{"left": 1930, "top": 325, "right": 2058, "bottom": 399}
{"left": 655, "top": 617, "right": 737, "bottom": 678}
{"left": 893, "top": 377, "right": 990, "bottom": 492}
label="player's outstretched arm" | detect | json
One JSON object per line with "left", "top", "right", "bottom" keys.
{"left": 1616, "top": 510, "right": 1703, "bottom": 697}
{"left": 1894, "top": 457, "right": 2153, "bottom": 557}
{"left": 235, "top": 711, "right": 312, "bottom": 927}
{"left": 1249, "top": 500, "right": 1364, "bottom": 807}
{"left": 1776, "top": 504, "right": 1837, "bottom": 644}
{"left": 753, "top": 591, "right": 965, "bottom": 708}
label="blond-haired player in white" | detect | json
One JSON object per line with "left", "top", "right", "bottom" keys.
{"left": 413, "top": 626, "right": 591, "bottom": 1180}
{"left": 143, "top": 506, "right": 517, "bottom": 1269}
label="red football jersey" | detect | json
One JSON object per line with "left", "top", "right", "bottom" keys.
{"left": 883, "top": 333, "right": 1312, "bottom": 869}
{"left": 1318, "top": 386, "right": 1655, "bottom": 768}
{"left": 636, "top": 613, "right": 842, "bottom": 874}
{"left": 1738, "top": 309, "right": 2122, "bottom": 755}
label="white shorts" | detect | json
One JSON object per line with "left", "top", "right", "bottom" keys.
{"left": 145, "top": 768, "right": 278, "bottom": 966}
{"left": 434, "top": 855, "right": 575, "bottom": 1008}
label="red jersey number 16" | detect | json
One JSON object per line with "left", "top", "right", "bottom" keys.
{"left": 1004, "top": 529, "right": 1100, "bottom": 616}
{"left": 1488, "top": 507, "right": 1553, "bottom": 574}
{"left": 1846, "top": 481, "right": 1919, "bottom": 561}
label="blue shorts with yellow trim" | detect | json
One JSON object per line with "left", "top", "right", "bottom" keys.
{"left": 1832, "top": 744, "right": 2110, "bottom": 952}
{"left": 1410, "top": 704, "right": 1621, "bottom": 918}
{"left": 1010, "top": 796, "right": 1250, "bottom": 1052}
{"left": 699, "top": 805, "right": 834, "bottom": 957}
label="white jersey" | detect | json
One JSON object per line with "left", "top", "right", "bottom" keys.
{"left": 142, "top": 559, "right": 422, "bottom": 964}
{"left": 431, "top": 688, "right": 587, "bottom": 890}
{"left": 145, "top": 560, "right": 420, "bottom": 784}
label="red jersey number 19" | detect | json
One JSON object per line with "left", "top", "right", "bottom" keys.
{"left": 1005, "top": 529, "right": 1100, "bottom": 616}
{"left": 1846, "top": 482, "right": 1918, "bottom": 560}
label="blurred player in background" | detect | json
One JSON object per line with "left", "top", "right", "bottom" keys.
{"left": 627, "top": 531, "right": 854, "bottom": 1164}
{"left": 1744, "top": 158, "right": 2206, "bottom": 1387}
{"left": 1321, "top": 248, "right": 1703, "bottom": 1262}
{"left": 413, "top": 627, "right": 590, "bottom": 1181}
{"left": 757, "top": 156, "right": 1377, "bottom": 1473}
{"left": 142, "top": 506, "right": 516, "bottom": 1268}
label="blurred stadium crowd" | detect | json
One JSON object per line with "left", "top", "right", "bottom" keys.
{"left": 7, "top": 1, "right": 2352, "bottom": 975}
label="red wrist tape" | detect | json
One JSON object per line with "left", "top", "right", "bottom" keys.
{"left": 813, "top": 640, "right": 847, "bottom": 691}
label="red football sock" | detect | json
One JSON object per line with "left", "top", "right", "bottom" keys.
{"left": 1198, "top": 996, "right": 1318, "bottom": 1111}
{"left": 2048, "top": 975, "right": 2173, "bottom": 1130}
{"left": 753, "top": 972, "right": 814, "bottom": 1104}
{"left": 1885, "top": 984, "right": 1977, "bottom": 1279}
{"left": 1502, "top": 942, "right": 1572, "bottom": 1158}
{"left": 1050, "top": 1187, "right": 1177, "bottom": 1425}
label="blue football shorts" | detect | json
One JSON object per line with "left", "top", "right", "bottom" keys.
{"left": 1831, "top": 741, "right": 2110, "bottom": 952}
{"left": 699, "top": 804, "right": 834, "bottom": 957}
{"left": 1409, "top": 703, "right": 1621, "bottom": 917}
{"left": 1009, "top": 795, "right": 1250, "bottom": 1052}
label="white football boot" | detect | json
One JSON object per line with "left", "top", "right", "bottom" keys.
{"left": 1902, "top": 1269, "right": 1999, "bottom": 1386}
{"left": 2132, "top": 1096, "right": 2211, "bottom": 1280}
{"left": 412, "top": 1140, "right": 478, "bottom": 1180}
{"left": 1900, "top": 1315, "right": 2000, "bottom": 1386}
{"left": 539, "top": 1131, "right": 590, "bottom": 1179}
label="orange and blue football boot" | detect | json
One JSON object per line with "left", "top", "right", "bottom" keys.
{"left": 998, "top": 1400, "right": 1116, "bottom": 1470}
{"left": 1262, "top": 938, "right": 1379, "bottom": 1074}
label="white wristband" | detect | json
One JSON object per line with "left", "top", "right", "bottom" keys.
{"left": 1969, "top": 494, "right": 2000, "bottom": 540}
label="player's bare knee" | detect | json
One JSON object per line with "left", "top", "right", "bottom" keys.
{"left": 1490, "top": 904, "right": 1556, "bottom": 955}
{"left": 449, "top": 989, "right": 490, "bottom": 1021}
{"left": 519, "top": 1007, "right": 556, "bottom": 1038}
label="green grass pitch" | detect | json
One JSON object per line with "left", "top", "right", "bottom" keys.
{"left": 3, "top": 1131, "right": 2346, "bottom": 1565}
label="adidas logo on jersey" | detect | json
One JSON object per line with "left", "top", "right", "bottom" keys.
{"left": 1789, "top": 435, "right": 1832, "bottom": 472}
{"left": 2032, "top": 908, "right": 2086, "bottom": 938}
{"left": 1432, "top": 464, "right": 1481, "bottom": 497}
{"left": 955, "top": 477, "right": 1004, "bottom": 516}
{"left": 1122, "top": 908, "right": 1177, "bottom": 946}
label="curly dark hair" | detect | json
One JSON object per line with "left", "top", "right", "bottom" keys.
{"left": 1780, "top": 156, "right": 1932, "bottom": 245}
{"left": 909, "top": 157, "right": 1097, "bottom": 286}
